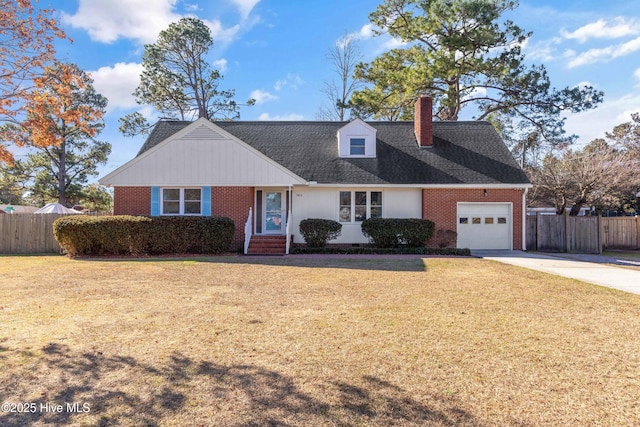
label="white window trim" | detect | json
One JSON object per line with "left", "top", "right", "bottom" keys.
{"left": 160, "top": 187, "right": 202, "bottom": 216}
{"left": 338, "top": 190, "right": 383, "bottom": 223}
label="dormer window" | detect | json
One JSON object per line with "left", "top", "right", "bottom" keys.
{"left": 337, "top": 119, "right": 377, "bottom": 158}
{"left": 350, "top": 138, "right": 366, "bottom": 155}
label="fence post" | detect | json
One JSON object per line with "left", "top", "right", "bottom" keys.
{"left": 564, "top": 212, "right": 569, "bottom": 253}
{"left": 596, "top": 215, "right": 602, "bottom": 254}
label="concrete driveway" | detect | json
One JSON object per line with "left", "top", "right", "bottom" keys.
{"left": 471, "top": 250, "right": 640, "bottom": 295}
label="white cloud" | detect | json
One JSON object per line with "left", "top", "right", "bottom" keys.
{"left": 250, "top": 89, "right": 278, "bottom": 104}
{"left": 561, "top": 18, "right": 640, "bottom": 43}
{"left": 576, "top": 81, "right": 595, "bottom": 89}
{"left": 230, "top": 0, "right": 260, "bottom": 20}
{"left": 274, "top": 74, "right": 304, "bottom": 91}
{"left": 357, "top": 24, "right": 376, "bottom": 40}
{"left": 88, "top": 62, "right": 143, "bottom": 111}
{"left": 524, "top": 38, "right": 562, "bottom": 62}
{"left": 62, "top": 0, "right": 240, "bottom": 45}
{"left": 62, "top": 0, "right": 182, "bottom": 44}
{"left": 462, "top": 86, "right": 487, "bottom": 101}
{"left": 563, "top": 92, "right": 640, "bottom": 145}
{"left": 258, "top": 112, "right": 304, "bottom": 121}
{"left": 635, "top": 68, "right": 640, "bottom": 86}
{"left": 567, "top": 36, "right": 640, "bottom": 68}
{"left": 213, "top": 58, "right": 228, "bottom": 72}
{"left": 184, "top": 3, "right": 200, "bottom": 12}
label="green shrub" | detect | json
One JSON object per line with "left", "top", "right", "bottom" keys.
{"left": 289, "top": 246, "right": 470, "bottom": 256}
{"left": 361, "top": 218, "right": 435, "bottom": 248}
{"left": 299, "top": 218, "right": 342, "bottom": 247}
{"left": 53, "top": 215, "right": 235, "bottom": 257}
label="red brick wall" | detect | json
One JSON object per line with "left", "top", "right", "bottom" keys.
{"left": 422, "top": 188, "right": 525, "bottom": 250}
{"left": 113, "top": 187, "right": 151, "bottom": 216}
{"left": 211, "top": 187, "right": 254, "bottom": 251}
{"left": 113, "top": 186, "right": 254, "bottom": 251}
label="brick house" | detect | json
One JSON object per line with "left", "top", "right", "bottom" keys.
{"left": 99, "top": 97, "right": 531, "bottom": 253}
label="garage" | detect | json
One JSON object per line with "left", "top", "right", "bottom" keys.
{"left": 457, "top": 203, "right": 512, "bottom": 250}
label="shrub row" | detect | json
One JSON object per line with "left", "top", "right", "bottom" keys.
{"left": 53, "top": 215, "right": 235, "bottom": 257}
{"left": 290, "top": 246, "right": 470, "bottom": 256}
{"left": 361, "top": 218, "right": 435, "bottom": 248}
{"left": 298, "top": 218, "right": 342, "bottom": 247}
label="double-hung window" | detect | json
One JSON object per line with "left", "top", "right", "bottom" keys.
{"left": 339, "top": 191, "right": 382, "bottom": 222}
{"left": 349, "top": 138, "right": 366, "bottom": 155}
{"left": 162, "top": 188, "right": 202, "bottom": 215}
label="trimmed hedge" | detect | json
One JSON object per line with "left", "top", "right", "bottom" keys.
{"left": 361, "top": 218, "right": 435, "bottom": 248}
{"left": 53, "top": 215, "right": 235, "bottom": 257}
{"left": 299, "top": 218, "right": 342, "bottom": 247}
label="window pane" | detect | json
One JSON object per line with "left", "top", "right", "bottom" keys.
{"left": 340, "top": 191, "right": 351, "bottom": 206}
{"left": 355, "top": 192, "right": 367, "bottom": 221}
{"left": 184, "top": 201, "right": 201, "bottom": 214}
{"left": 370, "top": 191, "right": 382, "bottom": 206}
{"left": 163, "top": 188, "right": 179, "bottom": 201}
{"left": 184, "top": 188, "right": 201, "bottom": 201}
{"left": 350, "top": 138, "right": 365, "bottom": 155}
{"left": 485, "top": 217, "right": 494, "bottom": 224}
{"left": 339, "top": 191, "right": 351, "bottom": 222}
{"left": 497, "top": 217, "right": 507, "bottom": 224}
{"left": 163, "top": 201, "right": 180, "bottom": 214}
{"left": 370, "top": 191, "right": 382, "bottom": 219}
{"left": 459, "top": 217, "right": 468, "bottom": 224}
{"left": 472, "top": 217, "right": 481, "bottom": 224}
{"left": 339, "top": 207, "right": 351, "bottom": 222}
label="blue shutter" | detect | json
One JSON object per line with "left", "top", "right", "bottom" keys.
{"left": 202, "top": 186, "right": 212, "bottom": 216}
{"left": 150, "top": 187, "right": 160, "bottom": 216}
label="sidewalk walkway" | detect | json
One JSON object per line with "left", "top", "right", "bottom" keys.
{"left": 471, "top": 250, "right": 640, "bottom": 295}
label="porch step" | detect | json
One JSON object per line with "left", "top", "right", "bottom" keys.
{"left": 246, "top": 235, "right": 287, "bottom": 255}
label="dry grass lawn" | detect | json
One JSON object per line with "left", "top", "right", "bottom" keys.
{"left": 1, "top": 254, "right": 640, "bottom": 426}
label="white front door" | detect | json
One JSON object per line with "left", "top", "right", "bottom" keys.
{"left": 262, "top": 190, "right": 284, "bottom": 234}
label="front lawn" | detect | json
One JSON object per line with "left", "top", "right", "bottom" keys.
{"left": 1, "top": 255, "right": 639, "bottom": 426}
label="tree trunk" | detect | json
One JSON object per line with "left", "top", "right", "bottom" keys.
{"left": 58, "top": 143, "right": 66, "bottom": 206}
{"left": 569, "top": 197, "right": 586, "bottom": 216}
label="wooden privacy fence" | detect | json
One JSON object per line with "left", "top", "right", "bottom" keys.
{"left": 527, "top": 215, "right": 639, "bottom": 254}
{"left": 1, "top": 213, "right": 77, "bottom": 254}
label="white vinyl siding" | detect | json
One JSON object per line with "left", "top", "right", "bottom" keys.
{"left": 100, "top": 119, "right": 306, "bottom": 187}
{"left": 291, "top": 187, "right": 421, "bottom": 244}
{"left": 337, "top": 119, "right": 377, "bottom": 158}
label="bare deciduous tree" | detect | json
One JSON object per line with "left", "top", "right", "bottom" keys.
{"left": 317, "top": 33, "right": 362, "bottom": 121}
{"left": 529, "top": 138, "right": 640, "bottom": 215}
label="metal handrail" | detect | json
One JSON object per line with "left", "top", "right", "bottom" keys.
{"left": 285, "top": 209, "right": 292, "bottom": 254}
{"left": 243, "top": 208, "right": 252, "bottom": 255}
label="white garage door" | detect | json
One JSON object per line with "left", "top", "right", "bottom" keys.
{"left": 457, "top": 203, "right": 512, "bottom": 250}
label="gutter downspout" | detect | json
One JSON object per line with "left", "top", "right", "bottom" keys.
{"left": 522, "top": 187, "right": 528, "bottom": 251}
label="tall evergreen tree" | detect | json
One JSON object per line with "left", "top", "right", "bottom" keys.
{"left": 351, "top": 0, "right": 603, "bottom": 151}
{"left": 119, "top": 17, "right": 253, "bottom": 136}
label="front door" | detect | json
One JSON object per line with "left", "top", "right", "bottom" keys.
{"left": 262, "top": 190, "right": 284, "bottom": 234}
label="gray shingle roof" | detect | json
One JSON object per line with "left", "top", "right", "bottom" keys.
{"left": 137, "top": 120, "right": 530, "bottom": 185}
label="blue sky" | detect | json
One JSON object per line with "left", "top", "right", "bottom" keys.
{"left": 33, "top": 0, "right": 640, "bottom": 178}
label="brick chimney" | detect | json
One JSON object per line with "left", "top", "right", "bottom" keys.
{"left": 414, "top": 96, "right": 433, "bottom": 147}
